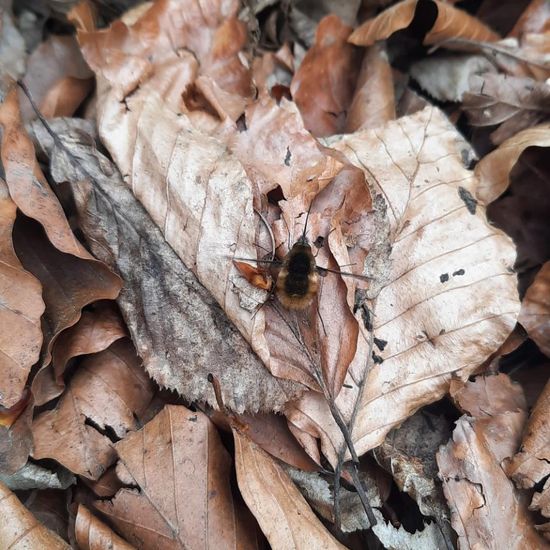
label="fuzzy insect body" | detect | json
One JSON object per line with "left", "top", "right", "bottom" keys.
{"left": 276, "top": 239, "right": 319, "bottom": 310}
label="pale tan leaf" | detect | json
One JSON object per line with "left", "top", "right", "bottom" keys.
{"left": 437, "top": 374, "right": 545, "bottom": 549}
{"left": 475, "top": 124, "right": 550, "bottom": 204}
{"left": 0, "top": 480, "right": 70, "bottom": 549}
{"left": 233, "top": 428, "right": 346, "bottom": 550}
{"left": 96, "top": 406, "right": 257, "bottom": 549}
{"left": 32, "top": 339, "right": 154, "bottom": 479}
{"left": 518, "top": 262, "right": 550, "bottom": 356}
{"left": 287, "top": 106, "right": 519, "bottom": 465}
{"left": 349, "top": 0, "right": 499, "bottom": 47}
{"left": 0, "top": 178, "right": 44, "bottom": 408}
{"left": 75, "top": 504, "right": 135, "bottom": 550}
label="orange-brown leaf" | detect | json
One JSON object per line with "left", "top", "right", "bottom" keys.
{"left": 233, "top": 261, "right": 273, "bottom": 291}
{"left": 75, "top": 504, "right": 135, "bottom": 550}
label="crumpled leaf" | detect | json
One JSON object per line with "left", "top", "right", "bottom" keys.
{"left": 475, "top": 123, "right": 550, "bottom": 204}
{"left": 290, "top": 14, "right": 361, "bottom": 137}
{"left": 463, "top": 73, "right": 550, "bottom": 144}
{"left": 32, "top": 302, "right": 127, "bottom": 406}
{"left": 518, "top": 262, "right": 550, "bottom": 356}
{"left": 506, "top": 378, "right": 550, "bottom": 530}
{"left": 32, "top": 117, "right": 300, "bottom": 412}
{"left": 0, "top": 480, "right": 70, "bottom": 549}
{"left": 233, "top": 428, "right": 346, "bottom": 549}
{"left": 437, "top": 374, "right": 545, "bottom": 549}
{"left": 287, "top": 106, "right": 520, "bottom": 465}
{"left": 349, "top": 0, "right": 500, "bottom": 48}
{"left": 32, "top": 339, "right": 154, "bottom": 479}
{"left": 75, "top": 504, "right": 135, "bottom": 550}
{"left": 20, "top": 34, "right": 93, "bottom": 121}
{"left": 0, "top": 178, "right": 44, "bottom": 409}
{"left": 95, "top": 405, "right": 257, "bottom": 549}
{"left": 345, "top": 43, "right": 396, "bottom": 133}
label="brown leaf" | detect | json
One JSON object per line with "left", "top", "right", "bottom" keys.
{"left": 345, "top": 43, "right": 396, "bottom": 133}
{"left": 0, "top": 480, "right": 70, "bottom": 549}
{"left": 25, "top": 489, "right": 70, "bottom": 543}
{"left": 233, "top": 428, "right": 346, "bottom": 549}
{"left": 437, "top": 374, "right": 545, "bottom": 549}
{"left": 33, "top": 118, "right": 300, "bottom": 412}
{"left": 95, "top": 405, "right": 257, "bottom": 549}
{"left": 233, "top": 261, "right": 273, "bottom": 291}
{"left": 32, "top": 302, "right": 127, "bottom": 406}
{"left": 349, "top": 0, "right": 500, "bottom": 47}
{"left": 0, "top": 178, "right": 44, "bottom": 408}
{"left": 475, "top": 123, "right": 550, "bottom": 204}
{"left": 463, "top": 73, "right": 550, "bottom": 143}
{"left": 288, "top": 106, "right": 519, "bottom": 465}
{"left": 290, "top": 14, "right": 361, "bottom": 137}
{"left": 506, "top": 377, "right": 550, "bottom": 494}
{"left": 32, "top": 339, "right": 154, "bottom": 479}
{"left": 518, "top": 262, "right": 550, "bottom": 356}
{"left": 509, "top": 0, "right": 550, "bottom": 38}
{"left": 20, "top": 34, "right": 93, "bottom": 121}
{"left": 75, "top": 504, "right": 135, "bottom": 550}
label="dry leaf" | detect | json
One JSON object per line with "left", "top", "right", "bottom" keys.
{"left": 25, "top": 489, "right": 70, "bottom": 544}
{"left": 32, "top": 339, "right": 154, "bottom": 479}
{"left": 20, "top": 34, "right": 93, "bottom": 121}
{"left": 506, "top": 378, "right": 550, "bottom": 524}
{"left": 475, "top": 123, "right": 550, "bottom": 204}
{"left": 509, "top": 0, "right": 550, "bottom": 38}
{"left": 290, "top": 14, "right": 361, "bottom": 136}
{"left": 0, "top": 9, "right": 26, "bottom": 81}
{"left": 518, "top": 262, "right": 550, "bottom": 356}
{"left": 75, "top": 504, "right": 135, "bottom": 550}
{"left": 463, "top": 73, "right": 550, "bottom": 144}
{"left": 0, "top": 461, "right": 75, "bottom": 491}
{"left": 0, "top": 480, "right": 70, "bottom": 549}
{"left": 233, "top": 428, "right": 346, "bottom": 549}
{"left": 33, "top": 303, "right": 127, "bottom": 405}
{"left": 287, "top": 106, "right": 519, "bottom": 465}
{"left": 437, "top": 374, "right": 545, "bottom": 549}
{"left": 345, "top": 43, "right": 396, "bottom": 133}
{"left": 32, "top": 118, "right": 300, "bottom": 412}
{"left": 349, "top": 0, "right": 500, "bottom": 47}
{"left": 0, "top": 178, "right": 44, "bottom": 408}
{"left": 95, "top": 405, "right": 257, "bottom": 549}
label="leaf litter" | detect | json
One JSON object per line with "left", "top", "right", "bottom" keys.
{"left": 1, "top": 0, "right": 550, "bottom": 547}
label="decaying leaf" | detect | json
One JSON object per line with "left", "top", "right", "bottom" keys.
{"left": 290, "top": 14, "right": 361, "bottom": 136}
{"left": 0, "top": 178, "right": 44, "bottom": 409}
{"left": 288, "top": 106, "right": 520, "bottom": 465}
{"left": 233, "top": 428, "right": 346, "bottom": 549}
{"left": 506, "top": 378, "right": 550, "bottom": 530}
{"left": 349, "top": 0, "right": 500, "bottom": 48}
{"left": 0, "top": 480, "right": 70, "bottom": 549}
{"left": 437, "top": 374, "right": 545, "bottom": 549}
{"left": 0, "top": 461, "right": 75, "bottom": 491}
{"left": 518, "top": 262, "right": 550, "bottom": 356}
{"left": 475, "top": 123, "right": 550, "bottom": 204}
{"left": 32, "top": 117, "right": 300, "bottom": 412}
{"left": 75, "top": 504, "right": 135, "bottom": 550}
{"left": 32, "top": 339, "right": 154, "bottom": 479}
{"left": 32, "top": 302, "right": 127, "bottom": 406}
{"left": 95, "top": 405, "right": 257, "bottom": 549}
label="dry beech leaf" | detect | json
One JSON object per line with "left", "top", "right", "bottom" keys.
{"left": 287, "top": 106, "right": 520, "bottom": 465}
{"left": 345, "top": 43, "right": 396, "bottom": 133}
{"left": 349, "top": 0, "right": 500, "bottom": 47}
{"left": 95, "top": 405, "right": 257, "bottom": 549}
{"left": 75, "top": 504, "right": 135, "bottom": 550}
{"left": 475, "top": 123, "right": 550, "bottom": 204}
{"left": 437, "top": 374, "right": 545, "bottom": 549}
{"left": 233, "top": 428, "right": 346, "bottom": 550}
{"left": 0, "top": 480, "right": 70, "bottom": 549}
{"left": 463, "top": 73, "right": 550, "bottom": 144}
{"left": 506, "top": 378, "right": 550, "bottom": 522}
{"left": 32, "top": 303, "right": 127, "bottom": 406}
{"left": 290, "top": 14, "right": 361, "bottom": 137}
{"left": 518, "top": 262, "right": 550, "bottom": 356}
{"left": 0, "top": 178, "right": 44, "bottom": 408}
{"left": 20, "top": 34, "right": 93, "bottom": 121}
{"left": 32, "top": 118, "right": 300, "bottom": 412}
{"left": 32, "top": 339, "right": 154, "bottom": 479}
